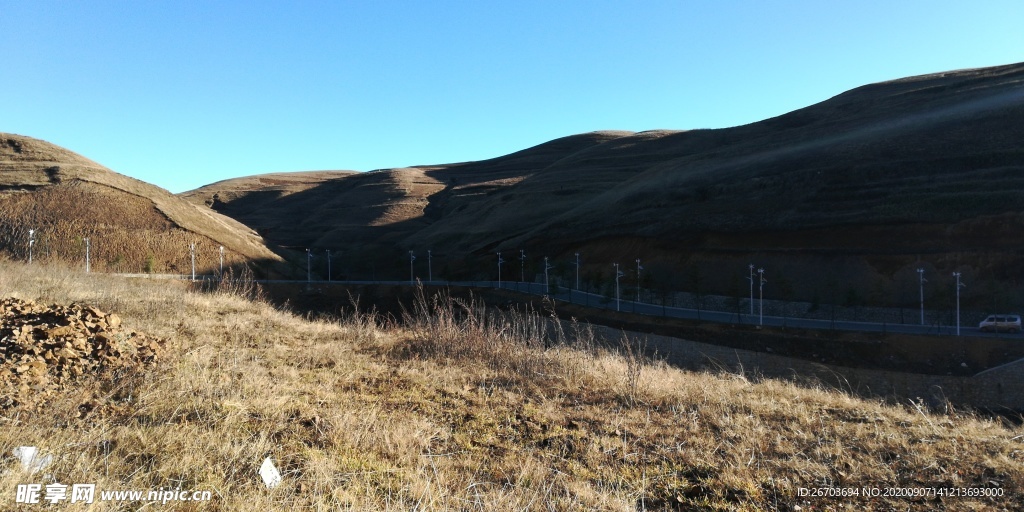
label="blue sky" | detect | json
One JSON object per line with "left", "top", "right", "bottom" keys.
{"left": 2, "top": 1, "right": 1021, "bottom": 193}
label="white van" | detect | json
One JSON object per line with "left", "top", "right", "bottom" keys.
{"left": 978, "top": 314, "right": 1022, "bottom": 333}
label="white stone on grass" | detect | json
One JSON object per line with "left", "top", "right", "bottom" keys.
{"left": 13, "top": 446, "right": 53, "bottom": 474}
{"left": 259, "top": 457, "right": 282, "bottom": 489}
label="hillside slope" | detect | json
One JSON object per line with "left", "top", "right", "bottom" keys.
{"left": 0, "top": 134, "right": 282, "bottom": 274}
{"left": 184, "top": 63, "right": 1024, "bottom": 301}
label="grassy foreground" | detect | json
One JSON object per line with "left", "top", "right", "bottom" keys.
{"left": 0, "top": 260, "right": 1021, "bottom": 511}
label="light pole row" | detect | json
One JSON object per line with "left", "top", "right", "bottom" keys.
{"left": 758, "top": 267, "right": 766, "bottom": 326}
{"left": 738, "top": 265, "right": 966, "bottom": 334}
{"left": 497, "top": 251, "right": 589, "bottom": 297}
{"left": 744, "top": 263, "right": 767, "bottom": 326}
{"left": 311, "top": 251, "right": 967, "bottom": 336}
{"left": 916, "top": 268, "right": 967, "bottom": 335}
{"left": 17, "top": 231, "right": 975, "bottom": 333}
{"left": 302, "top": 248, "right": 353, "bottom": 282}
{"left": 28, "top": 231, "right": 224, "bottom": 279}
{"left": 190, "top": 243, "right": 227, "bottom": 281}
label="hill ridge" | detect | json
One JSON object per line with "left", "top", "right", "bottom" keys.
{"left": 180, "top": 61, "right": 1024, "bottom": 305}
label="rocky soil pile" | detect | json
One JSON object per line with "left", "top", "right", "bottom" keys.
{"left": 0, "top": 297, "right": 163, "bottom": 409}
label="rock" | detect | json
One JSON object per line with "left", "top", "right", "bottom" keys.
{"left": 45, "top": 325, "right": 76, "bottom": 338}
{"left": 0, "top": 297, "right": 164, "bottom": 411}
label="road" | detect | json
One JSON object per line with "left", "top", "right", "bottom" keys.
{"left": 118, "top": 274, "right": 1017, "bottom": 339}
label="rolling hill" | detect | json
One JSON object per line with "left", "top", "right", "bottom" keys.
{"left": 183, "top": 62, "right": 1024, "bottom": 305}
{"left": 0, "top": 133, "right": 283, "bottom": 275}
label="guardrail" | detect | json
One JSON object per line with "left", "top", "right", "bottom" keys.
{"left": 114, "top": 275, "right": 1009, "bottom": 338}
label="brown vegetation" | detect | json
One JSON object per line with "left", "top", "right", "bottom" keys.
{"left": 0, "top": 181, "right": 249, "bottom": 274}
{"left": 0, "top": 259, "right": 1021, "bottom": 510}
{"left": 0, "top": 133, "right": 282, "bottom": 275}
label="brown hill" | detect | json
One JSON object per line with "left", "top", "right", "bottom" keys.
{"left": 187, "top": 63, "right": 1024, "bottom": 305}
{"left": 181, "top": 170, "right": 358, "bottom": 212}
{"left": 0, "top": 134, "right": 282, "bottom": 274}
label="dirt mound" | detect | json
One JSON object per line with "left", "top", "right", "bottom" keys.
{"left": 0, "top": 297, "right": 163, "bottom": 410}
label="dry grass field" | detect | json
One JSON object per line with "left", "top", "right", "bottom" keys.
{"left": 0, "top": 259, "right": 1022, "bottom": 510}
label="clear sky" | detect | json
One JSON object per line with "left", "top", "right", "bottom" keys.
{"left": 2, "top": 1, "right": 1021, "bottom": 193}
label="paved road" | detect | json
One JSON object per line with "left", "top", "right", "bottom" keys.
{"left": 118, "top": 274, "right": 1017, "bottom": 339}
{"left": 471, "top": 281, "right": 1006, "bottom": 338}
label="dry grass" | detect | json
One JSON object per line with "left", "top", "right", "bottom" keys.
{"left": 0, "top": 182, "right": 254, "bottom": 274}
{"left": 0, "top": 259, "right": 1022, "bottom": 510}
{"left": 0, "top": 133, "right": 281, "bottom": 270}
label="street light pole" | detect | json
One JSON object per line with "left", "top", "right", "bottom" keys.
{"left": 520, "top": 250, "right": 525, "bottom": 282}
{"left": 574, "top": 252, "right": 580, "bottom": 291}
{"left": 518, "top": 249, "right": 526, "bottom": 292}
{"left": 409, "top": 250, "right": 416, "bottom": 285}
{"left": 917, "top": 268, "right": 926, "bottom": 325}
{"left": 614, "top": 263, "right": 623, "bottom": 312}
{"left": 544, "top": 257, "right": 553, "bottom": 295}
{"left": 758, "top": 268, "right": 766, "bottom": 326}
{"left": 636, "top": 258, "right": 643, "bottom": 302}
{"left": 306, "top": 249, "right": 311, "bottom": 283}
{"left": 954, "top": 272, "right": 965, "bottom": 336}
{"left": 497, "top": 252, "right": 504, "bottom": 288}
{"left": 748, "top": 264, "right": 755, "bottom": 316}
